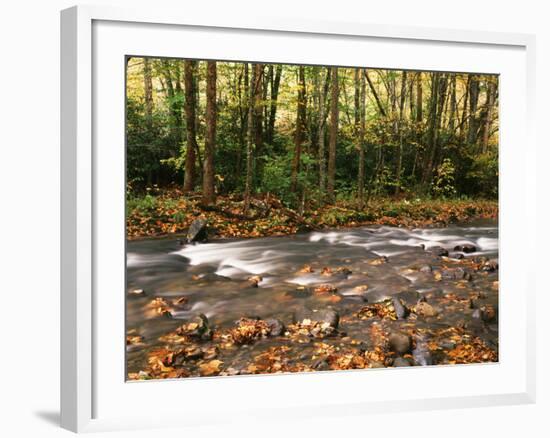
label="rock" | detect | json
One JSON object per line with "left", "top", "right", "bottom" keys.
{"left": 187, "top": 219, "right": 208, "bottom": 243}
{"left": 481, "top": 259, "right": 499, "bottom": 272}
{"left": 316, "top": 309, "right": 340, "bottom": 329}
{"left": 441, "top": 267, "right": 472, "bottom": 281}
{"left": 128, "top": 288, "right": 146, "bottom": 297}
{"left": 419, "top": 264, "right": 433, "bottom": 273}
{"left": 295, "top": 307, "right": 339, "bottom": 329}
{"left": 392, "top": 297, "right": 410, "bottom": 319}
{"left": 265, "top": 318, "right": 285, "bottom": 336}
{"left": 472, "top": 308, "right": 482, "bottom": 319}
{"left": 392, "top": 357, "right": 412, "bottom": 367}
{"left": 370, "top": 361, "right": 385, "bottom": 368}
{"left": 430, "top": 246, "right": 449, "bottom": 257}
{"left": 312, "top": 358, "right": 330, "bottom": 371}
{"left": 414, "top": 301, "right": 439, "bottom": 317}
{"left": 388, "top": 333, "right": 412, "bottom": 354}
{"left": 395, "top": 290, "right": 423, "bottom": 306}
{"left": 412, "top": 344, "right": 433, "bottom": 366}
{"left": 177, "top": 313, "right": 212, "bottom": 340}
{"left": 454, "top": 244, "right": 477, "bottom": 253}
{"left": 449, "top": 252, "right": 464, "bottom": 260}
{"left": 480, "top": 305, "right": 497, "bottom": 322}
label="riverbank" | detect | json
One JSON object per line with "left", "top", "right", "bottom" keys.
{"left": 126, "top": 189, "right": 498, "bottom": 240}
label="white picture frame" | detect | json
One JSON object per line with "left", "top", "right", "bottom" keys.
{"left": 60, "top": 4, "right": 536, "bottom": 433}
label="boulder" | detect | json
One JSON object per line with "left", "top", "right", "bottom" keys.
{"left": 395, "top": 290, "right": 424, "bottom": 306}
{"left": 187, "top": 219, "right": 208, "bottom": 243}
{"left": 430, "top": 246, "right": 449, "bottom": 257}
{"left": 388, "top": 333, "right": 412, "bottom": 354}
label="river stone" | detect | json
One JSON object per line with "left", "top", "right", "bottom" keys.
{"left": 412, "top": 345, "right": 433, "bottom": 366}
{"left": 389, "top": 333, "right": 412, "bottom": 354}
{"left": 481, "top": 259, "right": 499, "bottom": 272}
{"left": 393, "top": 357, "right": 412, "bottom": 367}
{"left": 188, "top": 313, "right": 212, "bottom": 340}
{"left": 187, "top": 219, "right": 208, "bottom": 243}
{"left": 449, "top": 252, "right": 464, "bottom": 260}
{"left": 415, "top": 301, "right": 439, "bottom": 317}
{"left": 395, "top": 290, "right": 423, "bottom": 306}
{"left": 265, "top": 318, "right": 285, "bottom": 336}
{"left": 392, "top": 297, "right": 410, "bottom": 319}
{"left": 294, "top": 308, "right": 339, "bottom": 329}
{"left": 429, "top": 246, "right": 449, "bottom": 257}
{"left": 312, "top": 358, "right": 330, "bottom": 371}
{"left": 418, "top": 264, "right": 433, "bottom": 273}
{"left": 454, "top": 244, "right": 477, "bottom": 253}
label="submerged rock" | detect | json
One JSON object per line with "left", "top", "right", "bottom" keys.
{"left": 429, "top": 246, "right": 449, "bottom": 257}
{"left": 414, "top": 301, "right": 439, "bottom": 317}
{"left": 294, "top": 307, "right": 339, "bottom": 329}
{"left": 187, "top": 219, "right": 208, "bottom": 243}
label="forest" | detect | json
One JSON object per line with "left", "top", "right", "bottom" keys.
{"left": 126, "top": 57, "right": 498, "bottom": 239}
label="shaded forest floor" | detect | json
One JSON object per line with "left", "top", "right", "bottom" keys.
{"left": 126, "top": 188, "right": 498, "bottom": 240}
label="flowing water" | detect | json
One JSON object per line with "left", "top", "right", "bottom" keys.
{"left": 126, "top": 220, "right": 498, "bottom": 374}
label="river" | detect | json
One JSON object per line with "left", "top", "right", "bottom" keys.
{"left": 126, "top": 220, "right": 499, "bottom": 377}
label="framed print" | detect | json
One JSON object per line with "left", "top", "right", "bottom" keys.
{"left": 61, "top": 4, "right": 536, "bottom": 433}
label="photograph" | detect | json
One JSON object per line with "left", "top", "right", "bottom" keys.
{"left": 125, "top": 57, "right": 499, "bottom": 380}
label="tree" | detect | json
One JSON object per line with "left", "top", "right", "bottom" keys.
{"left": 202, "top": 61, "right": 217, "bottom": 205}
{"left": 327, "top": 67, "right": 339, "bottom": 203}
{"left": 267, "top": 65, "right": 283, "bottom": 145}
{"left": 143, "top": 58, "right": 153, "bottom": 128}
{"left": 183, "top": 60, "right": 198, "bottom": 193}
{"left": 356, "top": 68, "right": 366, "bottom": 209}
{"left": 291, "top": 66, "right": 307, "bottom": 193}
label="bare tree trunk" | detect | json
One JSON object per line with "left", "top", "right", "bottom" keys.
{"left": 467, "top": 74, "right": 480, "bottom": 147}
{"left": 291, "top": 66, "right": 307, "bottom": 193}
{"left": 365, "top": 70, "right": 387, "bottom": 117}
{"left": 395, "top": 70, "right": 407, "bottom": 195}
{"left": 183, "top": 60, "right": 198, "bottom": 193}
{"left": 448, "top": 75, "right": 457, "bottom": 132}
{"left": 202, "top": 61, "right": 217, "bottom": 205}
{"left": 244, "top": 63, "right": 262, "bottom": 213}
{"left": 357, "top": 69, "right": 366, "bottom": 209}
{"left": 316, "top": 67, "right": 329, "bottom": 205}
{"left": 327, "top": 67, "right": 339, "bottom": 203}
{"left": 267, "top": 65, "right": 282, "bottom": 145}
{"left": 143, "top": 58, "right": 153, "bottom": 128}
{"left": 481, "top": 79, "right": 496, "bottom": 153}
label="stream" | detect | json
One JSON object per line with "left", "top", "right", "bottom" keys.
{"left": 126, "top": 220, "right": 499, "bottom": 377}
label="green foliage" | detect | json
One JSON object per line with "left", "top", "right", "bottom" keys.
{"left": 431, "top": 158, "right": 457, "bottom": 198}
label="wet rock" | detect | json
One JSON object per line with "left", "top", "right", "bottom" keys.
{"left": 481, "top": 305, "right": 497, "bottom": 322}
{"left": 370, "top": 361, "right": 385, "bottom": 368}
{"left": 412, "top": 344, "right": 433, "bottom": 366}
{"left": 449, "top": 252, "right": 464, "bottom": 260}
{"left": 441, "top": 267, "right": 472, "bottom": 281}
{"left": 187, "top": 219, "right": 208, "bottom": 243}
{"left": 419, "top": 264, "right": 433, "bottom": 273}
{"left": 472, "top": 308, "right": 482, "bottom": 319}
{"left": 312, "top": 358, "right": 330, "bottom": 370}
{"left": 429, "top": 246, "right": 449, "bottom": 257}
{"left": 395, "top": 290, "right": 424, "bottom": 306}
{"left": 389, "top": 333, "right": 412, "bottom": 354}
{"left": 176, "top": 313, "right": 212, "bottom": 340}
{"left": 414, "top": 302, "right": 439, "bottom": 317}
{"left": 265, "top": 318, "right": 285, "bottom": 337}
{"left": 247, "top": 275, "right": 263, "bottom": 287}
{"left": 392, "top": 357, "right": 412, "bottom": 367}
{"left": 392, "top": 297, "right": 410, "bottom": 319}
{"left": 294, "top": 307, "right": 339, "bottom": 329}
{"left": 128, "top": 288, "right": 146, "bottom": 297}
{"left": 481, "top": 259, "right": 499, "bottom": 272}
{"left": 454, "top": 244, "right": 477, "bottom": 253}
{"left": 316, "top": 309, "right": 340, "bottom": 329}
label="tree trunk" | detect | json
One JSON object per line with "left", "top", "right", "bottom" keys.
{"left": 467, "top": 74, "right": 480, "bottom": 147}
{"left": 267, "top": 65, "right": 282, "bottom": 145}
{"left": 395, "top": 70, "right": 407, "bottom": 195}
{"left": 357, "top": 69, "right": 366, "bottom": 209}
{"left": 327, "top": 67, "right": 339, "bottom": 203}
{"left": 143, "top": 58, "right": 153, "bottom": 128}
{"left": 183, "top": 60, "right": 198, "bottom": 193}
{"left": 316, "top": 67, "right": 329, "bottom": 205}
{"left": 481, "top": 79, "right": 496, "bottom": 153}
{"left": 202, "top": 61, "right": 217, "bottom": 205}
{"left": 244, "top": 63, "right": 262, "bottom": 213}
{"left": 291, "top": 66, "right": 307, "bottom": 193}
